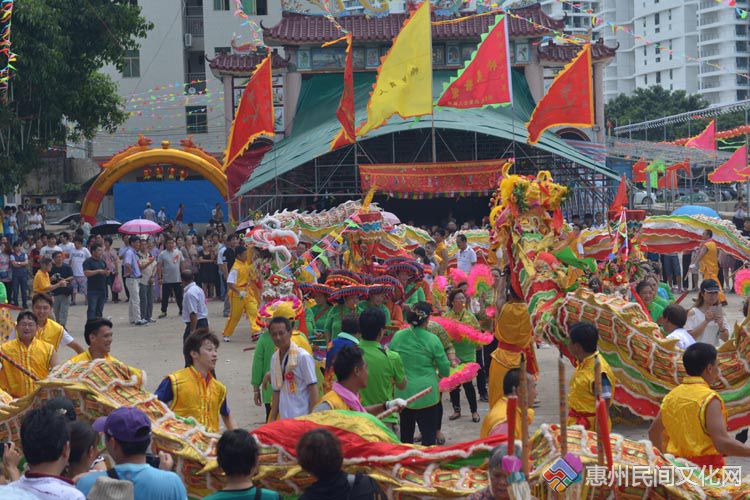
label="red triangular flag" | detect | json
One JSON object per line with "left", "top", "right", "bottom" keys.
{"left": 223, "top": 54, "right": 274, "bottom": 170}
{"left": 436, "top": 15, "right": 512, "bottom": 109}
{"left": 708, "top": 145, "right": 750, "bottom": 183}
{"left": 609, "top": 175, "right": 628, "bottom": 213}
{"left": 685, "top": 120, "right": 715, "bottom": 151}
{"left": 330, "top": 34, "right": 356, "bottom": 150}
{"left": 526, "top": 44, "right": 593, "bottom": 144}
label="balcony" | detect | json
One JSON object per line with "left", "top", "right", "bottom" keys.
{"left": 185, "top": 72, "right": 207, "bottom": 94}
{"left": 185, "top": 16, "right": 204, "bottom": 37}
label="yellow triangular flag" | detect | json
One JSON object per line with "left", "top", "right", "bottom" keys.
{"left": 356, "top": 1, "right": 432, "bottom": 137}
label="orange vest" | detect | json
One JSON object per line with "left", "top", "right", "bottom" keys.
{"left": 37, "top": 319, "right": 65, "bottom": 351}
{"left": 661, "top": 376, "right": 724, "bottom": 462}
{"left": 480, "top": 396, "right": 534, "bottom": 439}
{"left": 0, "top": 338, "right": 55, "bottom": 398}
{"left": 567, "top": 352, "right": 616, "bottom": 430}
{"left": 168, "top": 366, "right": 227, "bottom": 433}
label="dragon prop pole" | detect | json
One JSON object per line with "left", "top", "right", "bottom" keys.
{"left": 506, "top": 395, "right": 518, "bottom": 455}
{"left": 519, "top": 354, "right": 530, "bottom": 478}
{"left": 593, "top": 356, "right": 604, "bottom": 466}
{"left": 375, "top": 386, "right": 432, "bottom": 420}
{"left": 559, "top": 352, "right": 568, "bottom": 457}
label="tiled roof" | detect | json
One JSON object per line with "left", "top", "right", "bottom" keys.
{"left": 206, "top": 50, "right": 289, "bottom": 77}
{"left": 537, "top": 39, "right": 618, "bottom": 62}
{"left": 262, "top": 4, "right": 565, "bottom": 45}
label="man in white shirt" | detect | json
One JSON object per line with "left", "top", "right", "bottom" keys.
{"left": 268, "top": 317, "right": 318, "bottom": 421}
{"left": 58, "top": 232, "right": 75, "bottom": 265}
{"left": 662, "top": 304, "right": 695, "bottom": 350}
{"left": 456, "top": 233, "right": 477, "bottom": 274}
{"left": 11, "top": 408, "right": 85, "bottom": 500}
{"left": 181, "top": 269, "right": 208, "bottom": 346}
{"left": 68, "top": 237, "right": 91, "bottom": 306}
{"left": 40, "top": 234, "right": 62, "bottom": 260}
{"left": 142, "top": 203, "right": 156, "bottom": 222}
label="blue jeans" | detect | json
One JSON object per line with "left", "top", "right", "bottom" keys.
{"left": 10, "top": 273, "right": 28, "bottom": 308}
{"left": 86, "top": 290, "right": 106, "bottom": 320}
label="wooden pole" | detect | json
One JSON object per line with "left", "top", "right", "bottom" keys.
{"left": 519, "top": 354, "right": 530, "bottom": 479}
{"left": 559, "top": 352, "right": 568, "bottom": 457}
{"left": 375, "top": 386, "right": 432, "bottom": 420}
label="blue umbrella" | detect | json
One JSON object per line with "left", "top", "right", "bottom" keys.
{"left": 671, "top": 205, "right": 720, "bottom": 219}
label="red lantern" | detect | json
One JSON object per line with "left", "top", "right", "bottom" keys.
{"left": 179, "top": 169, "right": 188, "bottom": 181}
{"left": 167, "top": 166, "right": 176, "bottom": 180}
{"left": 155, "top": 165, "right": 163, "bottom": 180}
{"left": 143, "top": 167, "right": 151, "bottom": 180}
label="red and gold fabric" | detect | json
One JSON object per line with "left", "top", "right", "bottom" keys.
{"left": 0, "top": 338, "right": 55, "bottom": 398}
{"left": 489, "top": 302, "right": 538, "bottom": 407}
{"left": 567, "top": 352, "right": 616, "bottom": 430}
{"left": 167, "top": 366, "right": 227, "bottom": 433}
{"left": 480, "top": 396, "right": 534, "bottom": 439}
{"left": 661, "top": 376, "right": 725, "bottom": 467}
{"left": 69, "top": 350, "right": 144, "bottom": 387}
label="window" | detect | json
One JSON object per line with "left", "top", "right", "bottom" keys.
{"left": 186, "top": 106, "right": 208, "bottom": 134}
{"left": 669, "top": 40, "right": 673, "bottom": 60}
{"left": 656, "top": 71, "right": 661, "bottom": 84}
{"left": 739, "top": 90, "right": 748, "bottom": 101}
{"left": 670, "top": 68, "right": 673, "bottom": 79}
{"left": 737, "top": 25, "right": 747, "bottom": 36}
{"left": 214, "top": 46, "right": 231, "bottom": 56}
{"left": 122, "top": 49, "right": 140, "bottom": 78}
{"left": 738, "top": 57, "right": 749, "bottom": 69}
{"left": 643, "top": 46, "right": 647, "bottom": 56}
{"left": 256, "top": 0, "right": 267, "bottom": 15}
{"left": 645, "top": 74, "right": 648, "bottom": 85}
{"left": 654, "top": 12, "right": 660, "bottom": 25}
{"left": 738, "top": 41, "right": 748, "bottom": 52}
{"left": 213, "top": 0, "right": 230, "bottom": 11}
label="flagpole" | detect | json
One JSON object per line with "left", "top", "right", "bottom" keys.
{"left": 430, "top": 6, "right": 436, "bottom": 164}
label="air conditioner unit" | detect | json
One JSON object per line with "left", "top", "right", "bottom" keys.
{"left": 184, "top": 33, "right": 193, "bottom": 48}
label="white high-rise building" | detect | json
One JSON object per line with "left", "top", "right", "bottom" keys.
{"left": 88, "top": 0, "right": 281, "bottom": 159}
{"left": 595, "top": 0, "right": 749, "bottom": 105}
{"left": 540, "top": 0, "right": 600, "bottom": 36}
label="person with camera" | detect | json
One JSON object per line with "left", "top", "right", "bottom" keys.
{"left": 33, "top": 257, "right": 70, "bottom": 296}
{"left": 75, "top": 407, "right": 186, "bottom": 499}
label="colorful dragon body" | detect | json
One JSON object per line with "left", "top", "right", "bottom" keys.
{"left": 487, "top": 166, "right": 750, "bottom": 432}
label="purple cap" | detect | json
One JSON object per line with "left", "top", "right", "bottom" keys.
{"left": 93, "top": 407, "right": 152, "bottom": 443}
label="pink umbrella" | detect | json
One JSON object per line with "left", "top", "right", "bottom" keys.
{"left": 118, "top": 219, "right": 163, "bottom": 235}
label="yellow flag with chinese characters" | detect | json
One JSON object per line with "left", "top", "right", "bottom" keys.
{"left": 356, "top": 1, "right": 432, "bottom": 137}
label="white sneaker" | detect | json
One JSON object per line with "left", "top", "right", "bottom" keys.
{"left": 135, "top": 319, "right": 148, "bottom": 326}
{"left": 223, "top": 337, "right": 230, "bottom": 343}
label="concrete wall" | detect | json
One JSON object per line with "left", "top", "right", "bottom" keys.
{"left": 21, "top": 158, "right": 100, "bottom": 195}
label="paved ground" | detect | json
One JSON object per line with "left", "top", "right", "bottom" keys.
{"left": 56, "top": 291, "right": 749, "bottom": 470}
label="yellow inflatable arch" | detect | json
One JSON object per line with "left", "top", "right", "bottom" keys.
{"left": 80, "top": 140, "right": 227, "bottom": 224}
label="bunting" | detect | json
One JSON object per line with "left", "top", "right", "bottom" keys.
{"left": 708, "top": 145, "right": 750, "bottom": 183}
{"left": 525, "top": 44, "right": 593, "bottom": 145}
{"left": 685, "top": 120, "right": 715, "bottom": 151}
{"left": 356, "top": 1, "right": 432, "bottom": 137}
{"left": 223, "top": 53, "right": 274, "bottom": 171}
{"left": 436, "top": 15, "right": 511, "bottom": 109}
{"left": 329, "top": 34, "right": 356, "bottom": 150}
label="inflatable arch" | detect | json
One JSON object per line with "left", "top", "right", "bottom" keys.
{"left": 80, "top": 140, "right": 227, "bottom": 224}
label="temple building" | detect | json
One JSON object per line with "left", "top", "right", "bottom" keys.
{"left": 208, "top": 2, "right": 618, "bottom": 223}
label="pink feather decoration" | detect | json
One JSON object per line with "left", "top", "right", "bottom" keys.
{"left": 449, "top": 268, "right": 468, "bottom": 286}
{"left": 735, "top": 268, "right": 750, "bottom": 296}
{"left": 439, "top": 362, "right": 481, "bottom": 392}
{"left": 433, "top": 275, "right": 448, "bottom": 292}
{"left": 467, "top": 264, "right": 494, "bottom": 296}
{"left": 484, "top": 306, "right": 497, "bottom": 318}
{"left": 430, "top": 315, "right": 494, "bottom": 345}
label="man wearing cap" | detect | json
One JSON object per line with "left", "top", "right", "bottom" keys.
{"left": 68, "top": 318, "right": 144, "bottom": 387}
{"left": 75, "top": 407, "right": 186, "bottom": 498}
{"left": 222, "top": 246, "right": 262, "bottom": 341}
{"left": 0, "top": 311, "right": 58, "bottom": 398}
{"left": 156, "top": 330, "right": 235, "bottom": 433}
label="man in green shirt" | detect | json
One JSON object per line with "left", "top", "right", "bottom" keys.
{"left": 251, "top": 329, "right": 275, "bottom": 421}
{"left": 358, "top": 307, "right": 406, "bottom": 429}
{"left": 356, "top": 284, "right": 391, "bottom": 328}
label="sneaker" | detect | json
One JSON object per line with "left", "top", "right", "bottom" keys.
{"left": 158, "top": 312, "right": 167, "bottom": 318}
{"left": 135, "top": 319, "right": 148, "bottom": 326}
{"left": 223, "top": 337, "right": 230, "bottom": 342}
{"left": 148, "top": 319, "right": 157, "bottom": 323}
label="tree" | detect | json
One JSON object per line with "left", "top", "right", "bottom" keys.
{"left": 605, "top": 86, "right": 709, "bottom": 141}
{"left": 0, "top": 0, "right": 152, "bottom": 194}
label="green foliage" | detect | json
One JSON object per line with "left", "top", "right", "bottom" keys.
{"left": 0, "top": 0, "right": 152, "bottom": 194}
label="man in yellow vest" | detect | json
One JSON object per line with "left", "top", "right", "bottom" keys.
{"left": 222, "top": 246, "right": 262, "bottom": 341}
{"left": 690, "top": 230, "right": 726, "bottom": 303}
{"left": 566, "top": 322, "right": 616, "bottom": 431}
{"left": 155, "top": 329, "right": 235, "bottom": 433}
{"left": 0, "top": 311, "right": 58, "bottom": 398}
{"left": 313, "top": 345, "right": 406, "bottom": 415}
{"left": 481, "top": 368, "right": 536, "bottom": 438}
{"left": 31, "top": 293, "right": 84, "bottom": 354}
{"left": 649, "top": 342, "right": 750, "bottom": 468}
{"left": 68, "top": 318, "right": 143, "bottom": 387}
